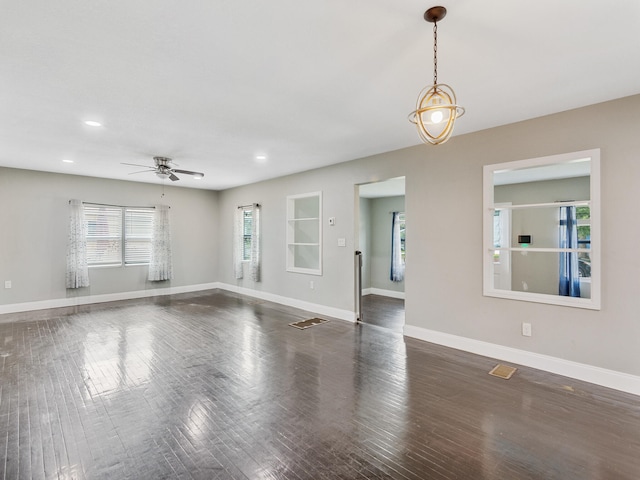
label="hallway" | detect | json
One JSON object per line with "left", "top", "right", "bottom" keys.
{"left": 361, "top": 294, "right": 404, "bottom": 333}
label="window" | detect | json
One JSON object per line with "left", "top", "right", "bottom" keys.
{"left": 234, "top": 203, "right": 261, "bottom": 281}
{"left": 84, "top": 205, "right": 154, "bottom": 267}
{"left": 242, "top": 208, "right": 252, "bottom": 261}
{"left": 576, "top": 206, "right": 591, "bottom": 278}
{"left": 125, "top": 209, "right": 154, "bottom": 265}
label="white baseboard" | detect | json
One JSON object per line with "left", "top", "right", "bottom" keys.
{"left": 404, "top": 324, "right": 640, "bottom": 397}
{"left": 217, "top": 283, "right": 356, "bottom": 322}
{"left": 0, "top": 282, "right": 221, "bottom": 316}
{"left": 0, "top": 281, "right": 357, "bottom": 323}
{"left": 364, "top": 288, "right": 405, "bottom": 300}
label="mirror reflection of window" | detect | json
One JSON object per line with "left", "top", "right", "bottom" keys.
{"left": 483, "top": 149, "right": 600, "bottom": 310}
{"left": 576, "top": 206, "right": 591, "bottom": 278}
{"left": 493, "top": 206, "right": 511, "bottom": 291}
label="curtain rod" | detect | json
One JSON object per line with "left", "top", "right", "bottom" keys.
{"left": 237, "top": 203, "right": 260, "bottom": 209}
{"left": 69, "top": 201, "right": 168, "bottom": 209}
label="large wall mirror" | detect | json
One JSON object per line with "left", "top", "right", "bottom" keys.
{"left": 483, "top": 149, "right": 600, "bottom": 309}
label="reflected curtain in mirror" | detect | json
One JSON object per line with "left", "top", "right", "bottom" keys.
{"left": 559, "top": 206, "right": 580, "bottom": 297}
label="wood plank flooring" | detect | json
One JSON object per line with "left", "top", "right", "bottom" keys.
{"left": 361, "top": 294, "right": 404, "bottom": 333}
{"left": 1, "top": 289, "right": 639, "bottom": 479}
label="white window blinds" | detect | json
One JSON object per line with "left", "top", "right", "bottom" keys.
{"left": 125, "top": 209, "right": 154, "bottom": 264}
{"left": 242, "top": 208, "right": 252, "bottom": 261}
{"left": 84, "top": 204, "right": 154, "bottom": 266}
{"left": 85, "top": 205, "right": 122, "bottom": 266}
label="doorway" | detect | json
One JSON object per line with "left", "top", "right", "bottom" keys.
{"left": 356, "top": 177, "right": 406, "bottom": 333}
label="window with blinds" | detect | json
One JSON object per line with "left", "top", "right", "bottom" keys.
{"left": 242, "top": 208, "right": 252, "bottom": 261}
{"left": 125, "top": 209, "right": 153, "bottom": 264}
{"left": 84, "top": 205, "right": 154, "bottom": 267}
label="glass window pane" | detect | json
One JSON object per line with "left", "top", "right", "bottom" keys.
{"left": 242, "top": 209, "right": 252, "bottom": 261}
{"left": 84, "top": 206, "right": 122, "bottom": 266}
{"left": 125, "top": 209, "right": 153, "bottom": 264}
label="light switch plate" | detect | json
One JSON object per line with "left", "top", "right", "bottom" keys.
{"left": 337, "top": 238, "right": 346, "bottom": 247}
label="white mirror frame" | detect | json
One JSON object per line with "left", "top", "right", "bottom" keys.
{"left": 483, "top": 149, "right": 601, "bottom": 310}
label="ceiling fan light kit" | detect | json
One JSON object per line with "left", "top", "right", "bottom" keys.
{"left": 409, "top": 5, "right": 464, "bottom": 146}
{"left": 122, "top": 156, "right": 204, "bottom": 182}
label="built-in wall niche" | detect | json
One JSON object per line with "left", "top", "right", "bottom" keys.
{"left": 483, "top": 149, "right": 600, "bottom": 309}
{"left": 286, "top": 191, "right": 322, "bottom": 275}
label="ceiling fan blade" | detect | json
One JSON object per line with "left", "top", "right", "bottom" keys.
{"left": 122, "top": 162, "right": 153, "bottom": 168}
{"left": 128, "top": 169, "right": 156, "bottom": 175}
{"left": 172, "top": 169, "right": 204, "bottom": 178}
{"left": 169, "top": 173, "right": 180, "bottom": 181}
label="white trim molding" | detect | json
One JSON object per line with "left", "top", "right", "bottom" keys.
{"left": 363, "top": 288, "right": 405, "bottom": 300}
{"left": 404, "top": 324, "right": 640, "bottom": 397}
{"left": 217, "top": 283, "right": 356, "bottom": 322}
{"left": 0, "top": 282, "right": 357, "bottom": 323}
{"left": 0, "top": 282, "right": 221, "bottom": 316}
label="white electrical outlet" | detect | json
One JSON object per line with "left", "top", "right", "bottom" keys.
{"left": 522, "top": 322, "right": 532, "bottom": 337}
{"left": 309, "top": 280, "right": 314, "bottom": 290}
{"left": 4, "top": 280, "right": 11, "bottom": 289}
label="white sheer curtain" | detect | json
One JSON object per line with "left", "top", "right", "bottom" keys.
{"left": 249, "top": 203, "right": 260, "bottom": 282}
{"left": 148, "top": 205, "right": 173, "bottom": 281}
{"left": 66, "top": 199, "right": 90, "bottom": 288}
{"left": 390, "top": 211, "right": 405, "bottom": 282}
{"left": 233, "top": 207, "right": 244, "bottom": 279}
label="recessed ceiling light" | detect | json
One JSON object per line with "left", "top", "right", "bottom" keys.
{"left": 62, "top": 159, "right": 74, "bottom": 163}
{"left": 84, "top": 120, "right": 102, "bottom": 127}
{"left": 255, "top": 155, "right": 267, "bottom": 162}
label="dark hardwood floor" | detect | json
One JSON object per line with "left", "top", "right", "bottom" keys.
{"left": 1, "top": 289, "right": 639, "bottom": 479}
{"left": 361, "top": 294, "right": 404, "bottom": 333}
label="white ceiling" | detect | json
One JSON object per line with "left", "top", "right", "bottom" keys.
{"left": 2, "top": 1, "right": 639, "bottom": 190}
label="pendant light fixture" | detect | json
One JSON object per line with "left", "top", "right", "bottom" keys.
{"left": 409, "top": 6, "right": 464, "bottom": 145}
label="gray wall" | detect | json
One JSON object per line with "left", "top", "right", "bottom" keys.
{"left": 218, "top": 94, "right": 640, "bottom": 377}
{"left": 3, "top": 93, "right": 640, "bottom": 378}
{"left": 0, "top": 168, "right": 219, "bottom": 305}
{"left": 368, "top": 196, "right": 405, "bottom": 293}
{"left": 217, "top": 157, "right": 406, "bottom": 313}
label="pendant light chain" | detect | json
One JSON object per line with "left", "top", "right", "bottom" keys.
{"left": 433, "top": 21, "right": 438, "bottom": 86}
{"left": 409, "top": 6, "right": 465, "bottom": 145}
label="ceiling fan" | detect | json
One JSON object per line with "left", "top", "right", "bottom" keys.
{"left": 122, "top": 156, "right": 204, "bottom": 181}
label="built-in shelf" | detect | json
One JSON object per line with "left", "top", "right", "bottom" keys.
{"left": 286, "top": 191, "right": 322, "bottom": 275}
